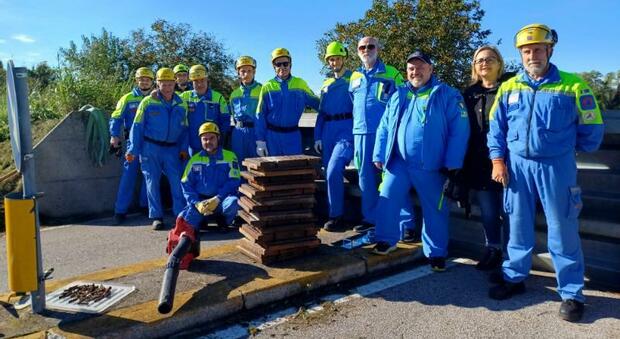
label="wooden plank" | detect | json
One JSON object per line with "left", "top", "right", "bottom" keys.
{"left": 242, "top": 155, "right": 321, "bottom": 171}
{"left": 240, "top": 224, "right": 319, "bottom": 245}
{"left": 237, "top": 238, "right": 321, "bottom": 264}
{"left": 242, "top": 195, "right": 316, "bottom": 207}
{"left": 246, "top": 168, "right": 317, "bottom": 177}
{"left": 247, "top": 181, "right": 316, "bottom": 192}
{"left": 239, "top": 184, "right": 311, "bottom": 199}
{"left": 239, "top": 196, "right": 315, "bottom": 213}
{"left": 248, "top": 209, "right": 314, "bottom": 222}
{"left": 238, "top": 210, "right": 317, "bottom": 228}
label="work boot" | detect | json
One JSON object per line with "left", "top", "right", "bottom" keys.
{"left": 429, "top": 257, "right": 446, "bottom": 272}
{"left": 152, "top": 218, "right": 165, "bottom": 231}
{"left": 559, "top": 299, "right": 584, "bottom": 322}
{"left": 215, "top": 215, "right": 229, "bottom": 233}
{"left": 489, "top": 281, "right": 526, "bottom": 300}
{"left": 476, "top": 247, "right": 503, "bottom": 271}
{"left": 112, "top": 213, "right": 126, "bottom": 226}
{"left": 323, "top": 217, "right": 344, "bottom": 232}
{"left": 488, "top": 269, "right": 504, "bottom": 284}
{"left": 353, "top": 221, "right": 374, "bottom": 233}
{"left": 400, "top": 229, "right": 417, "bottom": 243}
{"left": 371, "top": 241, "right": 397, "bottom": 255}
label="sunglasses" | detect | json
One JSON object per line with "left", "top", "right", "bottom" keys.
{"left": 357, "top": 44, "right": 376, "bottom": 51}
{"left": 274, "top": 61, "right": 290, "bottom": 68}
{"left": 475, "top": 57, "right": 497, "bottom": 65}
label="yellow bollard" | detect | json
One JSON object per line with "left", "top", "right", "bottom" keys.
{"left": 4, "top": 192, "right": 38, "bottom": 293}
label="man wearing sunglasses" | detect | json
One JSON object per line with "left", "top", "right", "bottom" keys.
{"left": 255, "top": 48, "right": 319, "bottom": 156}
{"left": 349, "top": 36, "right": 414, "bottom": 239}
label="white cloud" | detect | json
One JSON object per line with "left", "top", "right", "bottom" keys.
{"left": 12, "top": 34, "right": 35, "bottom": 43}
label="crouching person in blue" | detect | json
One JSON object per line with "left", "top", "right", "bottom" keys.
{"left": 372, "top": 52, "right": 470, "bottom": 271}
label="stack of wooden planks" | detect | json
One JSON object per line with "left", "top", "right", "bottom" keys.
{"left": 237, "top": 155, "right": 321, "bottom": 264}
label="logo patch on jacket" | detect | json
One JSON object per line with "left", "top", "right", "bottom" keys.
{"left": 192, "top": 164, "right": 202, "bottom": 172}
{"left": 579, "top": 95, "right": 596, "bottom": 111}
{"left": 350, "top": 77, "right": 361, "bottom": 90}
{"left": 508, "top": 92, "right": 519, "bottom": 105}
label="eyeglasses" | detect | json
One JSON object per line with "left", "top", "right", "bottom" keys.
{"left": 475, "top": 57, "right": 498, "bottom": 65}
{"left": 357, "top": 44, "right": 376, "bottom": 51}
{"left": 274, "top": 61, "right": 290, "bottom": 68}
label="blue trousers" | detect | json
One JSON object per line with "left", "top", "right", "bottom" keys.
{"left": 180, "top": 196, "right": 239, "bottom": 230}
{"left": 114, "top": 145, "right": 148, "bottom": 213}
{"left": 502, "top": 153, "right": 585, "bottom": 302}
{"left": 140, "top": 142, "right": 185, "bottom": 219}
{"left": 322, "top": 135, "right": 354, "bottom": 218}
{"left": 354, "top": 134, "right": 414, "bottom": 230}
{"left": 376, "top": 156, "right": 449, "bottom": 258}
{"left": 475, "top": 189, "right": 505, "bottom": 249}
{"left": 232, "top": 126, "right": 257, "bottom": 163}
{"left": 266, "top": 130, "right": 302, "bottom": 156}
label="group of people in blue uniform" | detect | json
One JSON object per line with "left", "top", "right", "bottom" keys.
{"left": 108, "top": 23, "right": 604, "bottom": 322}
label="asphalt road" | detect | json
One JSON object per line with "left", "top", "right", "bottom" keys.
{"left": 201, "top": 260, "right": 620, "bottom": 338}
{"left": 0, "top": 212, "right": 242, "bottom": 292}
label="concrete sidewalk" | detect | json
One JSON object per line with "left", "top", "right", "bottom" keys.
{"left": 0, "top": 230, "right": 423, "bottom": 338}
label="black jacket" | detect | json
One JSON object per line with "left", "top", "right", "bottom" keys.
{"left": 461, "top": 73, "right": 515, "bottom": 191}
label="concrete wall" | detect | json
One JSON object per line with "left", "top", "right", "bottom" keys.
{"left": 33, "top": 110, "right": 123, "bottom": 223}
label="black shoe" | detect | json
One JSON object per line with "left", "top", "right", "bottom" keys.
{"left": 371, "top": 241, "right": 397, "bottom": 255}
{"left": 488, "top": 269, "right": 504, "bottom": 284}
{"left": 476, "top": 247, "right": 503, "bottom": 271}
{"left": 429, "top": 257, "right": 446, "bottom": 272}
{"left": 559, "top": 299, "right": 584, "bottom": 322}
{"left": 353, "top": 222, "right": 375, "bottom": 233}
{"left": 215, "top": 215, "right": 229, "bottom": 233}
{"left": 112, "top": 213, "right": 126, "bottom": 226}
{"left": 400, "top": 229, "right": 416, "bottom": 243}
{"left": 323, "top": 217, "right": 344, "bottom": 232}
{"left": 152, "top": 218, "right": 165, "bottom": 230}
{"left": 489, "top": 281, "right": 526, "bottom": 300}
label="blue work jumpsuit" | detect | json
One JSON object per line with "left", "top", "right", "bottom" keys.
{"left": 256, "top": 75, "right": 319, "bottom": 155}
{"left": 230, "top": 81, "right": 262, "bottom": 162}
{"left": 179, "top": 148, "right": 241, "bottom": 228}
{"left": 315, "top": 71, "right": 354, "bottom": 218}
{"left": 373, "top": 78, "right": 470, "bottom": 257}
{"left": 109, "top": 87, "right": 148, "bottom": 214}
{"left": 180, "top": 89, "right": 230, "bottom": 155}
{"left": 128, "top": 91, "right": 189, "bottom": 219}
{"left": 487, "top": 64, "right": 604, "bottom": 302}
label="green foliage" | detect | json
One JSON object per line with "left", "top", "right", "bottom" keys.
{"left": 317, "top": 0, "right": 490, "bottom": 88}
{"left": 579, "top": 70, "right": 620, "bottom": 110}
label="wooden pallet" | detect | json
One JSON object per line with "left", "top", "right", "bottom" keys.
{"left": 240, "top": 223, "right": 319, "bottom": 245}
{"left": 237, "top": 238, "right": 320, "bottom": 264}
{"left": 239, "top": 196, "right": 315, "bottom": 213}
{"left": 242, "top": 155, "right": 321, "bottom": 171}
{"left": 239, "top": 184, "right": 315, "bottom": 199}
{"left": 241, "top": 171, "right": 316, "bottom": 186}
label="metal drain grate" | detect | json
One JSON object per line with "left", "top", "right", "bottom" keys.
{"left": 45, "top": 281, "right": 135, "bottom": 313}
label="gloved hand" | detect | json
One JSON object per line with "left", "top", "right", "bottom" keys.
{"left": 125, "top": 153, "right": 135, "bottom": 163}
{"left": 491, "top": 158, "right": 509, "bottom": 188}
{"left": 110, "top": 136, "right": 121, "bottom": 147}
{"left": 204, "top": 196, "right": 220, "bottom": 212}
{"left": 314, "top": 140, "right": 322, "bottom": 154}
{"left": 256, "top": 141, "right": 269, "bottom": 157}
{"left": 195, "top": 196, "right": 221, "bottom": 216}
{"left": 179, "top": 151, "right": 189, "bottom": 161}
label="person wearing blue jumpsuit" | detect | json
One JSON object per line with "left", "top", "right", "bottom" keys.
{"left": 230, "top": 56, "right": 261, "bottom": 163}
{"left": 126, "top": 67, "right": 189, "bottom": 230}
{"left": 314, "top": 42, "right": 354, "bottom": 231}
{"left": 180, "top": 64, "right": 230, "bottom": 156}
{"left": 166, "top": 122, "right": 240, "bottom": 270}
{"left": 487, "top": 24, "right": 604, "bottom": 322}
{"left": 179, "top": 122, "right": 241, "bottom": 231}
{"left": 255, "top": 48, "right": 319, "bottom": 156}
{"left": 372, "top": 52, "right": 469, "bottom": 263}
{"left": 349, "top": 36, "right": 414, "bottom": 238}
{"left": 109, "top": 67, "right": 151, "bottom": 225}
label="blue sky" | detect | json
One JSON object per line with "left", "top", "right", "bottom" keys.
{"left": 1, "top": 0, "right": 618, "bottom": 92}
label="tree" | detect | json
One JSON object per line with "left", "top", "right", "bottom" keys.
{"left": 316, "top": 0, "right": 490, "bottom": 88}
{"left": 28, "top": 62, "right": 56, "bottom": 89}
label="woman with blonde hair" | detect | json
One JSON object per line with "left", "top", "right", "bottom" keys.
{"left": 460, "top": 45, "right": 514, "bottom": 270}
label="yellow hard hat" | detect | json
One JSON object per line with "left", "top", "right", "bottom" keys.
{"left": 236, "top": 56, "right": 257, "bottom": 69}
{"left": 271, "top": 47, "right": 291, "bottom": 63}
{"left": 189, "top": 64, "right": 208, "bottom": 81}
{"left": 198, "top": 122, "right": 220, "bottom": 136}
{"left": 135, "top": 67, "right": 154, "bottom": 79}
{"left": 156, "top": 68, "right": 175, "bottom": 81}
{"left": 324, "top": 41, "right": 347, "bottom": 61}
{"left": 173, "top": 63, "right": 189, "bottom": 74}
{"left": 514, "top": 23, "right": 558, "bottom": 48}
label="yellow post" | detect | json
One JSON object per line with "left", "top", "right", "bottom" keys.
{"left": 4, "top": 192, "right": 38, "bottom": 293}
